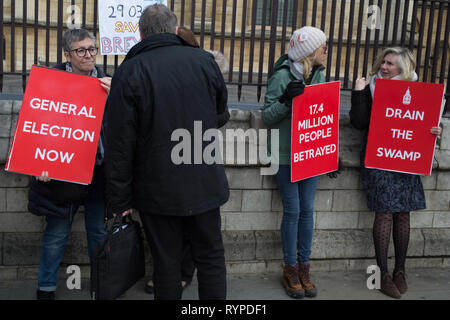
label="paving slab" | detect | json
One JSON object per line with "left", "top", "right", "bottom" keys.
{"left": 1, "top": 268, "right": 449, "bottom": 301}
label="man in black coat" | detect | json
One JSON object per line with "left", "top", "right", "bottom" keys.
{"left": 104, "top": 4, "right": 230, "bottom": 300}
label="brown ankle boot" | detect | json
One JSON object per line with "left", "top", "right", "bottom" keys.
{"left": 282, "top": 265, "right": 304, "bottom": 299}
{"left": 380, "top": 273, "right": 401, "bottom": 299}
{"left": 392, "top": 270, "right": 408, "bottom": 294}
{"left": 298, "top": 263, "right": 317, "bottom": 298}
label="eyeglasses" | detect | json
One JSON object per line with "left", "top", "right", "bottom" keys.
{"left": 321, "top": 45, "right": 328, "bottom": 53}
{"left": 70, "top": 47, "right": 98, "bottom": 57}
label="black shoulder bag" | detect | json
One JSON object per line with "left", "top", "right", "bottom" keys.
{"left": 90, "top": 214, "right": 146, "bottom": 300}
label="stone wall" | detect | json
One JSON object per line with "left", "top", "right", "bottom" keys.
{"left": 220, "top": 109, "right": 450, "bottom": 274}
{"left": 0, "top": 100, "right": 449, "bottom": 281}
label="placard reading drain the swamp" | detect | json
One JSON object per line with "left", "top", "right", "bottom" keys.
{"left": 364, "top": 79, "right": 444, "bottom": 175}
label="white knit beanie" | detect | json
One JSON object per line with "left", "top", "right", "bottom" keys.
{"left": 288, "top": 26, "right": 327, "bottom": 61}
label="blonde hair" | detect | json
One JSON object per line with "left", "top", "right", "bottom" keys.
{"left": 297, "top": 49, "right": 319, "bottom": 79}
{"left": 370, "top": 47, "right": 416, "bottom": 80}
{"left": 206, "top": 50, "right": 229, "bottom": 74}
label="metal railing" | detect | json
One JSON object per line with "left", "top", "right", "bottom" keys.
{"left": 1, "top": 0, "right": 449, "bottom": 107}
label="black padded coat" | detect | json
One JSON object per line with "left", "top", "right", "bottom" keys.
{"left": 104, "top": 33, "right": 230, "bottom": 216}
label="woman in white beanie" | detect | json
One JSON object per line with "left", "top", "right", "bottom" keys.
{"left": 262, "top": 26, "right": 329, "bottom": 299}
{"left": 351, "top": 47, "right": 442, "bottom": 299}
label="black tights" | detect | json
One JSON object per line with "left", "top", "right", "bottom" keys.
{"left": 373, "top": 212, "right": 410, "bottom": 274}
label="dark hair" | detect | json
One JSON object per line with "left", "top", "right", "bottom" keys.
{"left": 62, "top": 28, "right": 96, "bottom": 52}
{"left": 177, "top": 26, "right": 199, "bottom": 47}
{"left": 139, "top": 4, "right": 177, "bottom": 38}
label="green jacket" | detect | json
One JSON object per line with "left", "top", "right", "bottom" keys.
{"left": 262, "top": 54, "right": 326, "bottom": 165}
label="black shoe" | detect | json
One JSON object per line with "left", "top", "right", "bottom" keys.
{"left": 36, "top": 290, "right": 55, "bottom": 300}
{"left": 380, "top": 273, "right": 401, "bottom": 299}
{"left": 392, "top": 270, "right": 408, "bottom": 294}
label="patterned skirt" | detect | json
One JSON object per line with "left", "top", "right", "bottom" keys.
{"left": 361, "top": 168, "right": 426, "bottom": 213}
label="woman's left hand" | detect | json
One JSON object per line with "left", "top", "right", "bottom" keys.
{"left": 430, "top": 126, "right": 442, "bottom": 138}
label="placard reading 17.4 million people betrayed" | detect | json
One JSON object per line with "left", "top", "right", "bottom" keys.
{"left": 290, "top": 81, "right": 340, "bottom": 182}
{"left": 98, "top": 0, "right": 167, "bottom": 55}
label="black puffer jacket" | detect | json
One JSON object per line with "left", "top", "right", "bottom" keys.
{"left": 104, "top": 33, "right": 230, "bottom": 216}
{"left": 349, "top": 84, "right": 372, "bottom": 166}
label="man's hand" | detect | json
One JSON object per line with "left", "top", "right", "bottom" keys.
{"left": 35, "top": 171, "right": 51, "bottom": 182}
{"left": 279, "top": 80, "right": 305, "bottom": 107}
{"left": 114, "top": 208, "right": 133, "bottom": 217}
{"left": 99, "top": 77, "right": 112, "bottom": 94}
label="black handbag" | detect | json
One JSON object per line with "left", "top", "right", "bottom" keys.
{"left": 90, "top": 214, "right": 146, "bottom": 300}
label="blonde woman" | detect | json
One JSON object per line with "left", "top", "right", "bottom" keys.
{"left": 350, "top": 47, "right": 442, "bottom": 299}
{"left": 262, "top": 26, "right": 331, "bottom": 299}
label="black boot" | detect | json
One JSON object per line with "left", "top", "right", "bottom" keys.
{"left": 36, "top": 290, "right": 55, "bottom": 300}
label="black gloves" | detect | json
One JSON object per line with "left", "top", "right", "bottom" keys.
{"left": 278, "top": 80, "right": 305, "bottom": 107}
{"left": 327, "top": 158, "right": 342, "bottom": 179}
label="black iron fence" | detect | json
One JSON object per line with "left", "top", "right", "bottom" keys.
{"left": 1, "top": 0, "right": 449, "bottom": 105}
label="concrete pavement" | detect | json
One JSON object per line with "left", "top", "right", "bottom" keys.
{"left": 1, "top": 268, "right": 449, "bottom": 300}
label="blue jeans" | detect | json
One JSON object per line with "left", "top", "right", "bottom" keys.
{"left": 276, "top": 165, "right": 318, "bottom": 266}
{"left": 37, "top": 166, "right": 106, "bottom": 291}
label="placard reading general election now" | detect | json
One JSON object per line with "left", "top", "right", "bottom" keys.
{"left": 99, "top": 0, "right": 167, "bottom": 55}
{"left": 5, "top": 65, "right": 107, "bottom": 184}
{"left": 364, "top": 79, "right": 444, "bottom": 175}
{"left": 291, "top": 81, "right": 340, "bottom": 182}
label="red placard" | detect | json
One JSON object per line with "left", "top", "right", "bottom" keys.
{"left": 291, "top": 81, "right": 340, "bottom": 182}
{"left": 5, "top": 65, "right": 107, "bottom": 184}
{"left": 364, "top": 79, "right": 444, "bottom": 175}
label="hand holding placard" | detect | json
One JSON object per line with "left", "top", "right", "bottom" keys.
{"left": 430, "top": 126, "right": 442, "bottom": 138}
{"left": 36, "top": 171, "right": 51, "bottom": 182}
{"left": 279, "top": 80, "right": 305, "bottom": 107}
{"left": 99, "top": 77, "right": 112, "bottom": 94}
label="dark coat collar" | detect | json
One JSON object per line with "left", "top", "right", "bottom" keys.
{"left": 123, "top": 33, "right": 183, "bottom": 62}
